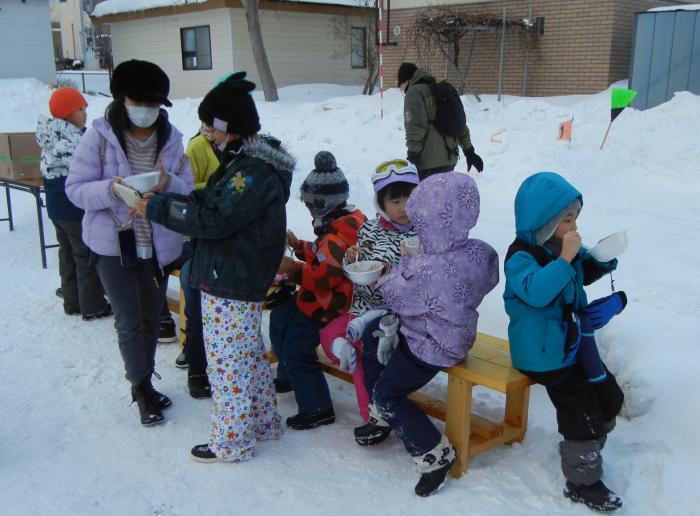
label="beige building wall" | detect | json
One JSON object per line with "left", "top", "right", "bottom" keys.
{"left": 51, "top": 0, "right": 90, "bottom": 59}
{"left": 109, "top": 9, "right": 235, "bottom": 99}
{"left": 108, "top": 6, "right": 368, "bottom": 99}
{"left": 229, "top": 9, "right": 369, "bottom": 88}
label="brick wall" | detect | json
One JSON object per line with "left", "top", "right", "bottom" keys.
{"left": 382, "top": 0, "right": 693, "bottom": 96}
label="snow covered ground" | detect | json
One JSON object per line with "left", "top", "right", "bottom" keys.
{"left": 1, "top": 78, "right": 699, "bottom": 515}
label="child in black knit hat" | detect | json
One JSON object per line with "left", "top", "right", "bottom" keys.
{"left": 271, "top": 151, "right": 366, "bottom": 430}
{"left": 132, "top": 73, "right": 296, "bottom": 463}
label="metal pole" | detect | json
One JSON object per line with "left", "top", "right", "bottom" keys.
{"left": 522, "top": 6, "right": 532, "bottom": 97}
{"left": 378, "top": 0, "right": 384, "bottom": 120}
{"left": 497, "top": 6, "right": 506, "bottom": 102}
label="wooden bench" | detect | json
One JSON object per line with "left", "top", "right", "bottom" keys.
{"left": 166, "top": 272, "right": 533, "bottom": 477}
{"left": 309, "top": 333, "right": 533, "bottom": 478}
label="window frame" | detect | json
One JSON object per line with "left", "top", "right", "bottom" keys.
{"left": 350, "top": 26, "right": 367, "bottom": 69}
{"left": 180, "top": 25, "right": 213, "bottom": 71}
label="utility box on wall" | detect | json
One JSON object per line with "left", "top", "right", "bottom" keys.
{"left": 629, "top": 6, "right": 700, "bottom": 110}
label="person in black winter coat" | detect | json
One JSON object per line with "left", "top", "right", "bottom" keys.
{"left": 133, "top": 73, "right": 296, "bottom": 463}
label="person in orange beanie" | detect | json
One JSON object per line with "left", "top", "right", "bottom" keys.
{"left": 37, "top": 88, "right": 111, "bottom": 321}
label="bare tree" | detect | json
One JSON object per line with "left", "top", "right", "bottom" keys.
{"left": 328, "top": 1, "right": 377, "bottom": 95}
{"left": 240, "top": 0, "right": 278, "bottom": 101}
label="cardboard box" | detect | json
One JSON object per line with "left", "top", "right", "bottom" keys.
{"left": 0, "top": 133, "right": 42, "bottom": 181}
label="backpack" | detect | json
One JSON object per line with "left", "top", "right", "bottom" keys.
{"left": 429, "top": 80, "right": 467, "bottom": 138}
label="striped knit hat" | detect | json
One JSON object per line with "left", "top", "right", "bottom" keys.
{"left": 300, "top": 151, "right": 349, "bottom": 218}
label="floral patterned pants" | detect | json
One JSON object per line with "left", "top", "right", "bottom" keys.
{"left": 201, "top": 293, "right": 282, "bottom": 462}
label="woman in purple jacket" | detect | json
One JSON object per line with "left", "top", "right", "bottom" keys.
{"left": 361, "top": 172, "right": 499, "bottom": 496}
{"left": 66, "top": 60, "right": 193, "bottom": 426}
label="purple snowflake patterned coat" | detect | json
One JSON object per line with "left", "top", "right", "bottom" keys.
{"left": 379, "top": 172, "right": 499, "bottom": 367}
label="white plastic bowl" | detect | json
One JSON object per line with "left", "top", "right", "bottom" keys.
{"left": 121, "top": 171, "right": 161, "bottom": 193}
{"left": 588, "top": 230, "right": 628, "bottom": 262}
{"left": 344, "top": 260, "right": 384, "bottom": 285}
{"left": 112, "top": 182, "right": 141, "bottom": 208}
{"left": 403, "top": 236, "right": 420, "bottom": 256}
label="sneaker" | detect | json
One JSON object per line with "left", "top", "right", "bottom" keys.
{"left": 564, "top": 480, "right": 623, "bottom": 512}
{"left": 191, "top": 444, "right": 218, "bottom": 463}
{"left": 82, "top": 304, "right": 113, "bottom": 321}
{"left": 354, "top": 422, "right": 392, "bottom": 446}
{"left": 286, "top": 409, "right": 335, "bottom": 430}
{"left": 413, "top": 436, "right": 456, "bottom": 497}
{"left": 158, "top": 318, "right": 177, "bottom": 344}
{"left": 273, "top": 378, "right": 292, "bottom": 393}
{"left": 175, "top": 351, "right": 189, "bottom": 369}
{"left": 55, "top": 287, "right": 64, "bottom": 298}
{"left": 131, "top": 381, "right": 164, "bottom": 426}
{"left": 188, "top": 373, "right": 212, "bottom": 399}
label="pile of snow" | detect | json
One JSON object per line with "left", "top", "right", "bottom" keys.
{"left": 648, "top": 4, "right": 700, "bottom": 12}
{"left": 1, "top": 78, "right": 699, "bottom": 515}
{"left": 93, "top": 0, "right": 208, "bottom": 17}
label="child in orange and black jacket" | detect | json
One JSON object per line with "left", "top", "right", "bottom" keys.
{"left": 271, "top": 151, "right": 366, "bottom": 430}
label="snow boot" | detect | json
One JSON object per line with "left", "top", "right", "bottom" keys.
{"left": 82, "top": 303, "right": 113, "bottom": 321}
{"left": 564, "top": 480, "right": 622, "bottom": 512}
{"left": 286, "top": 408, "right": 335, "bottom": 430}
{"left": 413, "top": 435, "right": 456, "bottom": 497}
{"left": 354, "top": 404, "right": 392, "bottom": 446}
{"left": 55, "top": 287, "right": 63, "bottom": 298}
{"left": 145, "top": 379, "right": 172, "bottom": 409}
{"left": 175, "top": 351, "right": 189, "bottom": 369}
{"left": 131, "top": 380, "right": 164, "bottom": 426}
{"left": 191, "top": 444, "right": 218, "bottom": 463}
{"left": 188, "top": 372, "right": 212, "bottom": 399}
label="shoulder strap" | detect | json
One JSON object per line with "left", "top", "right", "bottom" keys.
{"left": 505, "top": 237, "right": 553, "bottom": 267}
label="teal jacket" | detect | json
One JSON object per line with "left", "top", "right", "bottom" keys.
{"left": 503, "top": 172, "right": 616, "bottom": 372}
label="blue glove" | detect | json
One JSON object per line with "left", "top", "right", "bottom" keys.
{"left": 579, "top": 291, "right": 627, "bottom": 331}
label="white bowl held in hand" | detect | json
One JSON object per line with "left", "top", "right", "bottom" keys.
{"left": 344, "top": 260, "right": 384, "bottom": 285}
{"left": 588, "top": 230, "right": 628, "bottom": 262}
{"left": 121, "top": 171, "right": 161, "bottom": 193}
{"left": 403, "top": 236, "right": 420, "bottom": 256}
{"left": 112, "top": 182, "right": 142, "bottom": 208}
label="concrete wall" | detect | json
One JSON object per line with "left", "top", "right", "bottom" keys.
{"left": 0, "top": 0, "right": 56, "bottom": 83}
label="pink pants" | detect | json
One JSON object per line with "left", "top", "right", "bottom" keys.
{"left": 319, "top": 313, "right": 370, "bottom": 422}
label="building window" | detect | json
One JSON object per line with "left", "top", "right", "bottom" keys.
{"left": 180, "top": 26, "right": 212, "bottom": 70}
{"left": 351, "top": 27, "right": 367, "bottom": 69}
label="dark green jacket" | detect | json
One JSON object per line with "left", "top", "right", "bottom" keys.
{"left": 404, "top": 68, "right": 472, "bottom": 173}
{"left": 147, "top": 136, "right": 295, "bottom": 301}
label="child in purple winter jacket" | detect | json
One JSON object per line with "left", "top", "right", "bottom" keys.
{"left": 360, "top": 171, "right": 499, "bottom": 497}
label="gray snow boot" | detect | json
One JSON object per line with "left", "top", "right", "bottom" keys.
{"left": 564, "top": 480, "right": 623, "bottom": 512}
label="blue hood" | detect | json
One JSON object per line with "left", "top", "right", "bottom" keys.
{"left": 514, "top": 172, "right": 582, "bottom": 246}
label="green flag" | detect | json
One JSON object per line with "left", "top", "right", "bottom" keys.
{"left": 610, "top": 88, "right": 637, "bottom": 121}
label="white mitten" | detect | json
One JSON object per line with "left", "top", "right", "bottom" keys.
{"left": 373, "top": 313, "right": 400, "bottom": 365}
{"left": 331, "top": 337, "right": 357, "bottom": 374}
{"left": 347, "top": 309, "right": 388, "bottom": 342}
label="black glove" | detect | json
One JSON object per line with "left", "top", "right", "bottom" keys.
{"left": 407, "top": 151, "right": 419, "bottom": 166}
{"left": 465, "top": 146, "right": 483, "bottom": 173}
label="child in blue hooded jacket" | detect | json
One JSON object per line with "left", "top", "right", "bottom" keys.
{"left": 503, "top": 172, "right": 626, "bottom": 513}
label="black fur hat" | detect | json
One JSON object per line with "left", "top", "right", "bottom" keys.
{"left": 110, "top": 59, "right": 172, "bottom": 107}
{"left": 198, "top": 72, "right": 261, "bottom": 137}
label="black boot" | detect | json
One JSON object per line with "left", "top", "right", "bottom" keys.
{"left": 188, "top": 371, "right": 212, "bottom": 399}
{"left": 145, "top": 380, "right": 172, "bottom": 409}
{"left": 273, "top": 378, "right": 292, "bottom": 393}
{"left": 354, "top": 404, "right": 391, "bottom": 446}
{"left": 286, "top": 408, "right": 335, "bottom": 430}
{"left": 413, "top": 436, "right": 456, "bottom": 497}
{"left": 564, "top": 480, "right": 623, "bottom": 512}
{"left": 131, "top": 380, "right": 164, "bottom": 426}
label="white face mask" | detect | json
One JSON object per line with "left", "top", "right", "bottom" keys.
{"left": 126, "top": 105, "right": 160, "bottom": 128}
{"left": 217, "top": 140, "right": 228, "bottom": 152}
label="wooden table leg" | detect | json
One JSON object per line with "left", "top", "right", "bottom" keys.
{"left": 446, "top": 374, "right": 473, "bottom": 478}
{"left": 505, "top": 385, "right": 530, "bottom": 442}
